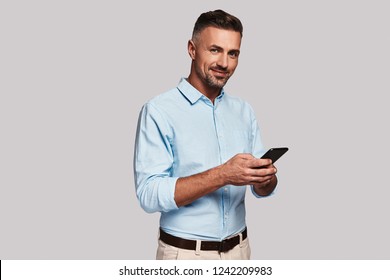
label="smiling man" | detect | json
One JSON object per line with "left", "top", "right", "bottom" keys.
{"left": 134, "top": 10, "right": 278, "bottom": 260}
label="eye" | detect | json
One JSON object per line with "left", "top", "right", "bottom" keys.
{"left": 228, "top": 51, "right": 239, "bottom": 58}
{"left": 210, "top": 48, "right": 219, "bottom": 54}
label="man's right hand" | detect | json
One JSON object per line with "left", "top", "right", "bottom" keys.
{"left": 221, "top": 153, "right": 277, "bottom": 186}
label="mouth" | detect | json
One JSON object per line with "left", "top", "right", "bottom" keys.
{"left": 210, "top": 68, "right": 229, "bottom": 78}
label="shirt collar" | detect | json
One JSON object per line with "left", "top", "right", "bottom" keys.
{"left": 177, "top": 78, "right": 225, "bottom": 105}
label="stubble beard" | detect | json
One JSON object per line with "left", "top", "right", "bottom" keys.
{"left": 195, "top": 65, "right": 230, "bottom": 90}
{"left": 204, "top": 72, "right": 230, "bottom": 89}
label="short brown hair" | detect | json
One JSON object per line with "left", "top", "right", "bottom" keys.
{"left": 192, "top": 9, "right": 243, "bottom": 41}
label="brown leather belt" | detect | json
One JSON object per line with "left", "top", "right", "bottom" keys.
{"left": 159, "top": 228, "right": 247, "bottom": 253}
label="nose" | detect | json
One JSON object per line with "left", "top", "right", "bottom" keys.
{"left": 216, "top": 53, "right": 228, "bottom": 69}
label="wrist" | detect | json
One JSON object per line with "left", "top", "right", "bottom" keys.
{"left": 213, "top": 163, "right": 229, "bottom": 187}
{"left": 254, "top": 175, "right": 277, "bottom": 196}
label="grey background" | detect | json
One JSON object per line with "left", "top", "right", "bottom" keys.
{"left": 1, "top": 0, "right": 389, "bottom": 259}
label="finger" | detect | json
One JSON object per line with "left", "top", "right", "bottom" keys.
{"left": 251, "top": 167, "right": 277, "bottom": 177}
{"left": 250, "top": 177, "right": 272, "bottom": 186}
{"left": 248, "top": 158, "right": 272, "bottom": 168}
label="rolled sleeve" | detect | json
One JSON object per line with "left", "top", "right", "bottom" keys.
{"left": 133, "top": 103, "right": 179, "bottom": 213}
{"left": 136, "top": 176, "right": 179, "bottom": 213}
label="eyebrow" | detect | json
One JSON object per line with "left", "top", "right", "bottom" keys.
{"left": 210, "top": 44, "right": 223, "bottom": 51}
{"left": 210, "top": 44, "right": 240, "bottom": 54}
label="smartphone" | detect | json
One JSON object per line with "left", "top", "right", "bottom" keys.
{"left": 260, "top": 147, "right": 288, "bottom": 164}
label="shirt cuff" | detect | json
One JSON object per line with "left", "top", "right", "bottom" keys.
{"left": 250, "top": 185, "right": 276, "bottom": 198}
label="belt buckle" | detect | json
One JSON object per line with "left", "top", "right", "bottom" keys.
{"left": 219, "top": 239, "right": 229, "bottom": 252}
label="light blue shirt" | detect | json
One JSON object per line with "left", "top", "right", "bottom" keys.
{"left": 134, "top": 78, "right": 267, "bottom": 241}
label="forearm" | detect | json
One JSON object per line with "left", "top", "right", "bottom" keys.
{"left": 174, "top": 165, "right": 226, "bottom": 207}
{"left": 175, "top": 154, "right": 278, "bottom": 206}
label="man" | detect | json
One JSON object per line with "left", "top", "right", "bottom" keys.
{"left": 134, "top": 9, "right": 278, "bottom": 260}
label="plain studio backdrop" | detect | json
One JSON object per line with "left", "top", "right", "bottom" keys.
{"left": 1, "top": 0, "right": 389, "bottom": 259}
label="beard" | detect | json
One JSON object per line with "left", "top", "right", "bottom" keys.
{"left": 204, "top": 72, "right": 230, "bottom": 89}
{"left": 195, "top": 64, "right": 231, "bottom": 89}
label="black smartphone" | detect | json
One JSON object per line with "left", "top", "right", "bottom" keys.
{"left": 260, "top": 147, "right": 288, "bottom": 164}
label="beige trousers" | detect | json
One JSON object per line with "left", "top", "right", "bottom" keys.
{"left": 156, "top": 233, "right": 251, "bottom": 260}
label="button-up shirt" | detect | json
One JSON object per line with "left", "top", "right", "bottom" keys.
{"left": 134, "top": 78, "right": 267, "bottom": 241}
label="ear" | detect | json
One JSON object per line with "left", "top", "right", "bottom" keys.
{"left": 187, "top": 40, "right": 196, "bottom": 60}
